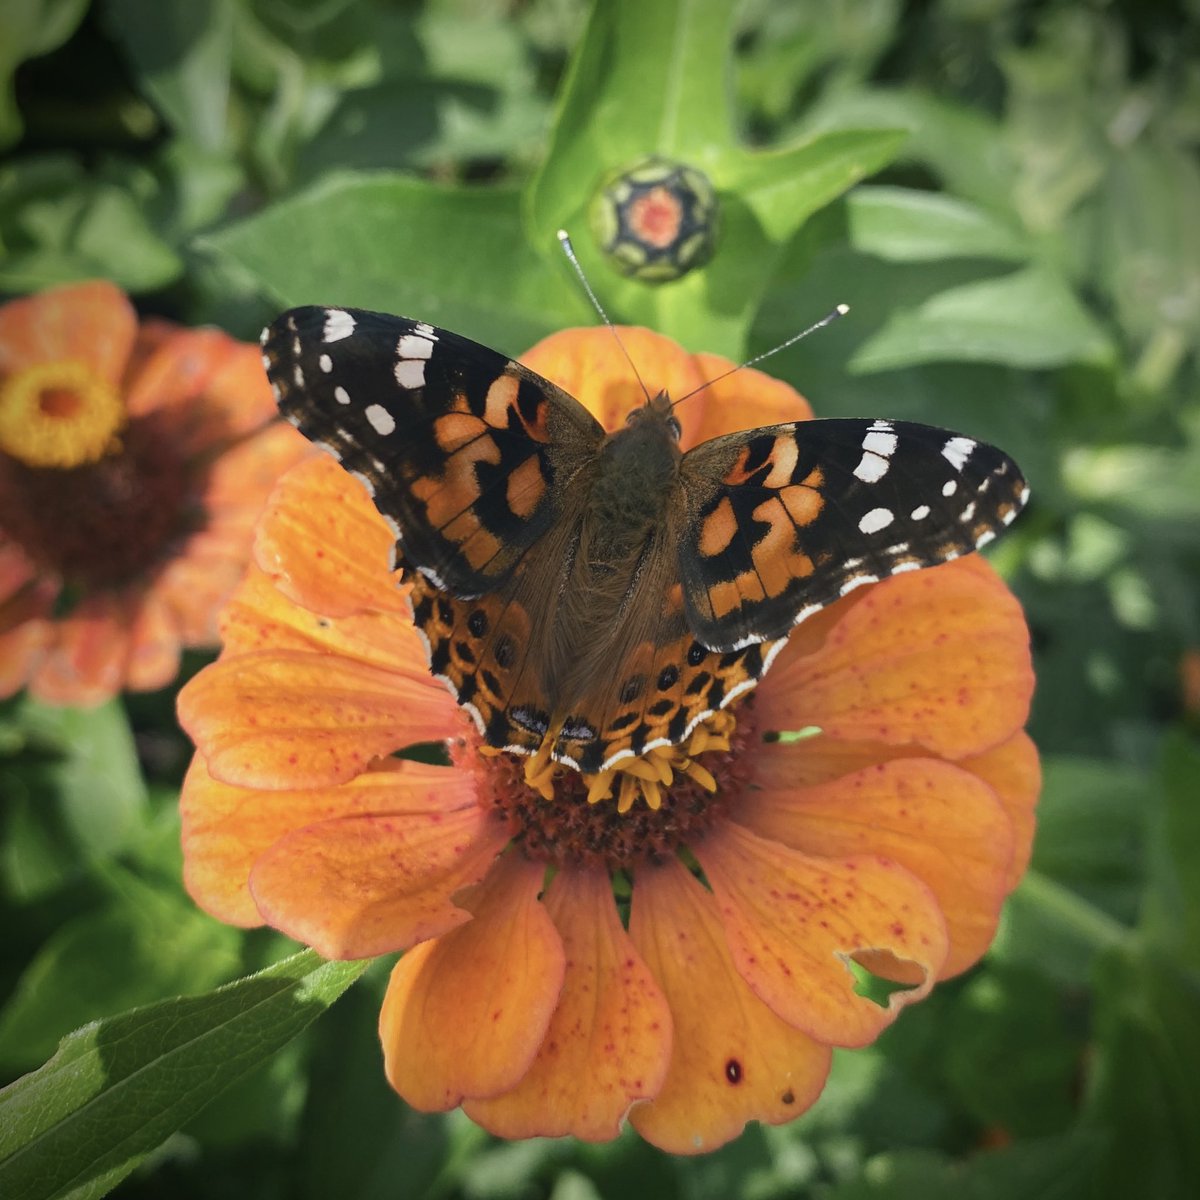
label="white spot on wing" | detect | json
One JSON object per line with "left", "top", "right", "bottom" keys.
{"left": 859, "top": 507, "right": 894, "bottom": 534}
{"left": 319, "top": 353, "right": 333, "bottom": 373}
{"left": 943, "top": 479, "right": 958, "bottom": 497}
{"left": 961, "top": 501, "right": 976, "bottom": 521}
{"left": 891, "top": 561, "right": 923, "bottom": 574}
{"left": 840, "top": 574, "right": 879, "bottom": 596}
{"left": 292, "top": 365, "right": 304, "bottom": 387}
{"left": 853, "top": 453, "right": 889, "bottom": 483}
{"left": 863, "top": 429, "right": 898, "bottom": 457}
{"left": 394, "top": 359, "right": 426, "bottom": 388}
{"left": 365, "top": 403, "right": 396, "bottom": 435}
{"left": 942, "top": 435, "right": 976, "bottom": 471}
{"left": 334, "top": 385, "right": 351, "bottom": 405}
{"left": 911, "top": 504, "right": 931, "bottom": 520}
{"left": 1018, "top": 484, "right": 1031, "bottom": 506}
{"left": 397, "top": 332, "right": 436, "bottom": 359}
{"left": 323, "top": 309, "right": 356, "bottom": 342}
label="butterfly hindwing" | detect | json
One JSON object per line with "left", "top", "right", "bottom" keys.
{"left": 263, "top": 306, "right": 604, "bottom": 596}
{"left": 678, "top": 418, "right": 1028, "bottom": 652}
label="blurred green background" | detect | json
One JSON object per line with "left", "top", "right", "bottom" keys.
{"left": 1, "top": 0, "right": 1198, "bottom": 1197}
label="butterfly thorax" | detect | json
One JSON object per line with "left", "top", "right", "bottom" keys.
{"left": 583, "top": 393, "right": 682, "bottom": 558}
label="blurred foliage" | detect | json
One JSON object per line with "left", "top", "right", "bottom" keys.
{"left": 1, "top": 0, "right": 1199, "bottom": 1196}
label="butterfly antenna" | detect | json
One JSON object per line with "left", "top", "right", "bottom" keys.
{"left": 556, "top": 229, "right": 652, "bottom": 403}
{"left": 671, "top": 303, "right": 850, "bottom": 409}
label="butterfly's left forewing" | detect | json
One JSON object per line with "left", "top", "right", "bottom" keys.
{"left": 678, "top": 418, "right": 1029, "bottom": 652}
{"left": 263, "top": 306, "right": 604, "bottom": 597}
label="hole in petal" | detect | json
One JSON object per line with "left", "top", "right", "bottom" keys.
{"left": 843, "top": 948, "right": 927, "bottom": 1009}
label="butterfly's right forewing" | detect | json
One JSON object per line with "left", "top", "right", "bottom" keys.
{"left": 263, "top": 306, "right": 604, "bottom": 597}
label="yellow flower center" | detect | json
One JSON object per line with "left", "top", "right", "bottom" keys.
{"left": 0, "top": 360, "right": 125, "bottom": 468}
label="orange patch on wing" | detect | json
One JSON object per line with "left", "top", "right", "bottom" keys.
{"left": 779, "top": 483, "right": 823, "bottom": 527}
{"left": 505, "top": 454, "right": 547, "bottom": 519}
{"left": 707, "top": 577, "right": 744, "bottom": 620}
{"left": 483, "top": 374, "right": 520, "bottom": 429}
{"left": 761, "top": 436, "right": 799, "bottom": 488}
{"left": 434, "top": 412, "right": 485, "bottom": 453}
{"left": 443, "top": 509, "right": 503, "bottom": 568}
{"left": 380, "top": 855, "right": 566, "bottom": 1111}
{"left": 699, "top": 496, "right": 737, "bottom": 557}
{"left": 750, "top": 498, "right": 813, "bottom": 597}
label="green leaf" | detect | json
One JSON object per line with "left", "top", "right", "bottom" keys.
{"left": 1085, "top": 943, "right": 1200, "bottom": 1200}
{"left": 850, "top": 265, "right": 1114, "bottom": 372}
{"left": 847, "top": 185, "right": 1032, "bottom": 263}
{"left": 100, "top": 0, "right": 235, "bottom": 153}
{"left": 0, "top": 950, "right": 367, "bottom": 1200}
{"left": 0, "top": 0, "right": 89, "bottom": 149}
{"left": 0, "top": 157, "right": 182, "bottom": 293}
{"left": 200, "top": 172, "right": 587, "bottom": 350}
{"left": 0, "top": 700, "right": 149, "bottom": 901}
{"left": 0, "top": 869, "right": 243, "bottom": 1071}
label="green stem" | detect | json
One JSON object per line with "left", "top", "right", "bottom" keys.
{"left": 1016, "top": 869, "right": 1130, "bottom": 952}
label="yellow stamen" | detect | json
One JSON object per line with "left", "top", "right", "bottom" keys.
{"left": 0, "top": 360, "right": 125, "bottom": 468}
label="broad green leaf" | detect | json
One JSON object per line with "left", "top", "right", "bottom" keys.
{"left": 850, "top": 265, "right": 1114, "bottom": 372}
{"left": 200, "top": 172, "right": 587, "bottom": 351}
{"left": 101, "top": 0, "right": 235, "bottom": 153}
{"left": 847, "top": 185, "right": 1031, "bottom": 263}
{"left": 0, "top": 0, "right": 89, "bottom": 149}
{"left": 0, "top": 700, "right": 148, "bottom": 901}
{"left": 0, "top": 870, "right": 242, "bottom": 1071}
{"left": 0, "top": 951, "right": 367, "bottom": 1200}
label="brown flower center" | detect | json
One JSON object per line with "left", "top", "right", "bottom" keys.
{"left": 0, "top": 407, "right": 197, "bottom": 590}
{"left": 460, "top": 702, "right": 763, "bottom": 871}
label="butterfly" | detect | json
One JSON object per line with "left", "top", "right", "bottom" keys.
{"left": 263, "top": 307, "right": 1029, "bottom": 778}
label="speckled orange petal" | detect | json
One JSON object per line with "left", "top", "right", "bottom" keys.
{"left": 182, "top": 754, "right": 478, "bottom": 927}
{"left": 760, "top": 557, "right": 1032, "bottom": 760}
{"left": 959, "top": 729, "right": 1040, "bottom": 890}
{"left": 380, "top": 854, "right": 565, "bottom": 1110}
{"left": 248, "top": 802, "right": 510, "bottom": 959}
{"left": 739, "top": 758, "right": 1013, "bottom": 978}
{"left": 628, "top": 857, "right": 831, "bottom": 1154}
{"left": 30, "top": 592, "right": 134, "bottom": 707}
{"left": 122, "top": 326, "right": 235, "bottom": 417}
{"left": 124, "top": 586, "right": 182, "bottom": 691}
{"left": 0, "top": 281, "right": 136, "bottom": 382}
{"left": 694, "top": 820, "right": 948, "bottom": 1048}
{"left": 201, "top": 422, "right": 310, "bottom": 527}
{"left": 254, "top": 456, "right": 406, "bottom": 619}
{"left": 688, "top": 351, "right": 813, "bottom": 444}
{"left": 521, "top": 326, "right": 705, "bottom": 431}
{"left": 465, "top": 866, "right": 672, "bottom": 1142}
{"left": 752, "top": 735, "right": 917, "bottom": 788}
{"left": 178, "top": 649, "right": 461, "bottom": 790}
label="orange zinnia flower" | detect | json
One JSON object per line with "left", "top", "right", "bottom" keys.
{"left": 0, "top": 281, "right": 307, "bottom": 706}
{"left": 177, "top": 327, "right": 1038, "bottom": 1154}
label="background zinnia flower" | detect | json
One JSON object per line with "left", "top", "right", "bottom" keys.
{"left": 0, "top": 280, "right": 308, "bottom": 706}
{"left": 178, "top": 326, "right": 1038, "bottom": 1154}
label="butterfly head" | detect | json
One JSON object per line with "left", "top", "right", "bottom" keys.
{"left": 622, "top": 390, "right": 682, "bottom": 441}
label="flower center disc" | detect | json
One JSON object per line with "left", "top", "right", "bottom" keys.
{"left": 462, "top": 704, "right": 761, "bottom": 871}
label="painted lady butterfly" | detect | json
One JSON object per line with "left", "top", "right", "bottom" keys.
{"left": 263, "top": 307, "right": 1029, "bottom": 778}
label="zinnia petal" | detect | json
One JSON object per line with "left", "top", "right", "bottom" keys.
{"left": 0, "top": 280, "right": 136, "bottom": 382}
{"left": 254, "top": 456, "right": 407, "bottom": 619}
{"left": 179, "top": 648, "right": 460, "bottom": 790}
{"left": 181, "top": 755, "right": 478, "bottom": 927}
{"left": 30, "top": 593, "right": 134, "bottom": 707}
{"left": 464, "top": 866, "right": 672, "bottom": 1142}
{"left": 628, "top": 857, "right": 831, "bottom": 1153}
{"left": 760, "top": 556, "right": 1032, "bottom": 759}
{"left": 738, "top": 757, "right": 1013, "bottom": 977}
{"left": 248, "top": 801, "right": 510, "bottom": 959}
{"left": 694, "top": 820, "right": 948, "bottom": 1047}
{"left": 380, "top": 854, "right": 566, "bottom": 1109}
{"left": 959, "top": 729, "right": 1040, "bottom": 890}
